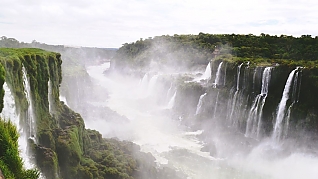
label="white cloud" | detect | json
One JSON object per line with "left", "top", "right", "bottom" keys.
{"left": 1, "top": 0, "right": 318, "bottom": 47}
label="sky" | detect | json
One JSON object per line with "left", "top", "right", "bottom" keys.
{"left": 1, "top": 0, "right": 318, "bottom": 48}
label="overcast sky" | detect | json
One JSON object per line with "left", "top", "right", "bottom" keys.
{"left": 1, "top": 0, "right": 318, "bottom": 48}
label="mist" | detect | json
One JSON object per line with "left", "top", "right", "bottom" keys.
{"left": 60, "top": 40, "right": 318, "bottom": 179}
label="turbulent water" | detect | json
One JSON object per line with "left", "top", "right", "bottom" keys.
{"left": 85, "top": 62, "right": 318, "bottom": 179}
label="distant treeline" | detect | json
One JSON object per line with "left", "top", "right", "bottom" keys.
{"left": 114, "top": 33, "right": 318, "bottom": 70}
{"left": 0, "top": 36, "right": 117, "bottom": 66}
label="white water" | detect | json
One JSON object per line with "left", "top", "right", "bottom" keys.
{"left": 85, "top": 63, "right": 318, "bottom": 179}
{"left": 272, "top": 68, "right": 298, "bottom": 142}
{"left": 236, "top": 63, "right": 243, "bottom": 91}
{"left": 147, "top": 74, "right": 159, "bottom": 96}
{"left": 22, "top": 67, "right": 37, "bottom": 141}
{"left": 245, "top": 67, "right": 273, "bottom": 139}
{"left": 213, "top": 61, "right": 223, "bottom": 88}
{"left": 0, "top": 82, "right": 33, "bottom": 169}
{"left": 201, "top": 61, "right": 212, "bottom": 80}
{"left": 228, "top": 63, "right": 243, "bottom": 125}
{"left": 166, "top": 82, "right": 173, "bottom": 101}
{"left": 213, "top": 91, "right": 220, "bottom": 119}
{"left": 140, "top": 72, "right": 149, "bottom": 93}
{"left": 195, "top": 93, "right": 207, "bottom": 115}
{"left": 167, "top": 91, "right": 177, "bottom": 109}
{"left": 48, "top": 78, "right": 54, "bottom": 115}
{"left": 87, "top": 63, "right": 222, "bottom": 178}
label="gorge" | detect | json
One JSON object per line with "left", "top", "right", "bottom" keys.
{"left": 1, "top": 33, "right": 318, "bottom": 179}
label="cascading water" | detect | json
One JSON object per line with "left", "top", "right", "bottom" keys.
{"left": 272, "top": 68, "right": 299, "bottom": 142}
{"left": 213, "top": 61, "right": 223, "bottom": 88}
{"left": 22, "top": 66, "right": 37, "bottom": 141}
{"left": 147, "top": 74, "right": 159, "bottom": 96}
{"left": 167, "top": 91, "right": 177, "bottom": 109}
{"left": 201, "top": 61, "right": 212, "bottom": 80}
{"left": 140, "top": 72, "right": 149, "bottom": 92}
{"left": 213, "top": 91, "right": 220, "bottom": 119}
{"left": 166, "top": 82, "right": 173, "bottom": 101}
{"left": 245, "top": 67, "right": 273, "bottom": 139}
{"left": 195, "top": 93, "right": 207, "bottom": 115}
{"left": 223, "top": 62, "right": 227, "bottom": 86}
{"left": 0, "top": 82, "right": 33, "bottom": 169}
{"left": 283, "top": 103, "right": 294, "bottom": 139}
{"left": 228, "top": 63, "right": 243, "bottom": 126}
{"left": 48, "top": 78, "right": 54, "bottom": 115}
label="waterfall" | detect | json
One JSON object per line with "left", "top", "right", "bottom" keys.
{"left": 245, "top": 67, "right": 273, "bottom": 139}
{"left": 283, "top": 103, "right": 294, "bottom": 139}
{"left": 166, "top": 82, "right": 173, "bottom": 101}
{"left": 223, "top": 63, "right": 227, "bottom": 86}
{"left": 213, "top": 91, "right": 220, "bottom": 119}
{"left": 167, "top": 91, "right": 177, "bottom": 109}
{"left": 236, "top": 63, "right": 243, "bottom": 91}
{"left": 147, "top": 74, "right": 159, "bottom": 96}
{"left": 213, "top": 62, "right": 223, "bottom": 88}
{"left": 201, "top": 62, "right": 212, "bottom": 80}
{"left": 0, "top": 82, "right": 33, "bottom": 168}
{"left": 228, "top": 63, "right": 243, "bottom": 126}
{"left": 48, "top": 78, "right": 54, "bottom": 115}
{"left": 252, "top": 67, "right": 258, "bottom": 93}
{"left": 22, "top": 67, "right": 37, "bottom": 141}
{"left": 272, "top": 68, "right": 299, "bottom": 142}
{"left": 140, "top": 72, "right": 149, "bottom": 90}
{"left": 195, "top": 93, "right": 207, "bottom": 115}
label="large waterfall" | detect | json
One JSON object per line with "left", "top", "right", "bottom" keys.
{"left": 228, "top": 63, "right": 244, "bottom": 126}
{"left": 213, "top": 61, "right": 223, "bottom": 88}
{"left": 272, "top": 68, "right": 300, "bottom": 142}
{"left": 0, "top": 83, "right": 33, "bottom": 169}
{"left": 201, "top": 61, "right": 212, "bottom": 80}
{"left": 195, "top": 93, "right": 207, "bottom": 115}
{"left": 48, "top": 78, "right": 54, "bottom": 115}
{"left": 22, "top": 67, "right": 37, "bottom": 142}
{"left": 245, "top": 67, "right": 273, "bottom": 139}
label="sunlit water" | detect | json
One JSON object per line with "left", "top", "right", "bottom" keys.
{"left": 86, "top": 62, "right": 318, "bottom": 179}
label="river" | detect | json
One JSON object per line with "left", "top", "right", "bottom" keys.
{"left": 85, "top": 62, "right": 318, "bottom": 179}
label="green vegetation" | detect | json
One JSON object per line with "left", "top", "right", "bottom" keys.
{"left": 0, "top": 52, "right": 39, "bottom": 179}
{"left": 0, "top": 119, "right": 40, "bottom": 179}
{"left": 114, "top": 33, "right": 318, "bottom": 71}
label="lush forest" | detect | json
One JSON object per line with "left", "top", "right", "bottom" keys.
{"left": 114, "top": 33, "right": 318, "bottom": 71}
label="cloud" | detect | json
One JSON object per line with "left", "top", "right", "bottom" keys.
{"left": 0, "top": 0, "right": 318, "bottom": 47}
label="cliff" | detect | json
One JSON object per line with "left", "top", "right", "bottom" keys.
{"left": 172, "top": 59, "right": 318, "bottom": 139}
{"left": 111, "top": 33, "right": 318, "bottom": 147}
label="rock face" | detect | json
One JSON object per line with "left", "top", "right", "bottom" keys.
{"left": 172, "top": 59, "right": 318, "bottom": 141}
